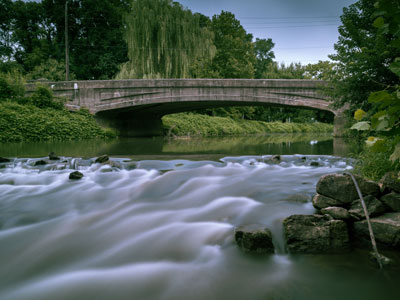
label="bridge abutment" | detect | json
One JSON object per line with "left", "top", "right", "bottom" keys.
{"left": 333, "top": 113, "right": 348, "bottom": 137}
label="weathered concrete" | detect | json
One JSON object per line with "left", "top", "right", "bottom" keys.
{"left": 26, "top": 79, "right": 342, "bottom": 137}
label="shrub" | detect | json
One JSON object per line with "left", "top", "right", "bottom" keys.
{"left": 30, "top": 85, "right": 64, "bottom": 110}
{"left": 0, "top": 71, "right": 25, "bottom": 102}
{"left": 0, "top": 102, "right": 111, "bottom": 142}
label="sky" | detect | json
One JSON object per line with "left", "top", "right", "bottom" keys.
{"left": 178, "top": 0, "right": 357, "bottom": 65}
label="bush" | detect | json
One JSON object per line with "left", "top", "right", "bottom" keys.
{"left": 30, "top": 86, "right": 64, "bottom": 110}
{"left": 0, "top": 102, "right": 112, "bottom": 142}
{"left": 0, "top": 71, "right": 25, "bottom": 102}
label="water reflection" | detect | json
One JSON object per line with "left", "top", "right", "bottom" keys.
{"left": 0, "top": 134, "right": 348, "bottom": 158}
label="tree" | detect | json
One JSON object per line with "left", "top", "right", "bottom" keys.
{"left": 262, "top": 62, "right": 306, "bottom": 79}
{"left": 209, "top": 11, "right": 255, "bottom": 78}
{"left": 329, "top": 0, "right": 400, "bottom": 110}
{"left": 42, "top": 0, "right": 129, "bottom": 80}
{"left": 253, "top": 38, "right": 275, "bottom": 79}
{"left": 349, "top": 0, "right": 400, "bottom": 166}
{"left": 0, "top": 0, "right": 14, "bottom": 62}
{"left": 0, "top": 0, "right": 129, "bottom": 80}
{"left": 118, "top": 0, "right": 215, "bottom": 79}
{"left": 304, "top": 60, "right": 336, "bottom": 81}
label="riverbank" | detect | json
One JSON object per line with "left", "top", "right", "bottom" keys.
{"left": 162, "top": 113, "right": 333, "bottom": 137}
{"left": 0, "top": 102, "right": 113, "bottom": 143}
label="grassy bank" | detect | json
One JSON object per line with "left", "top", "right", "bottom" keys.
{"left": 162, "top": 113, "right": 333, "bottom": 137}
{"left": 0, "top": 102, "right": 113, "bottom": 143}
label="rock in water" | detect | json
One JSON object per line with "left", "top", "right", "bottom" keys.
{"left": 320, "top": 207, "right": 351, "bottom": 220}
{"left": 69, "top": 171, "right": 84, "bottom": 180}
{"left": 312, "top": 193, "right": 344, "bottom": 209}
{"left": 283, "top": 214, "right": 350, "bottom": 254}
{"left": 235, "top": 224, "right": 274, "bottom": 254}
{"left": 380, "top": 172, "right": 400, "bottom": 194}
{"left": 95, "top": 155, "right": 109, "bottom": 164}
{"left": 0, "top": 157, "right": 10, "bottom": 163}
{"left": 48, "top": 152, "right": 60, "bottom": 160}
{"left": 353, "top": 212, "right": 400, "bottom": 250}
{"left": 316, "top": 173, "right": 380, "bottom": 204}
{"left": 349, "top": 195, "right": 386, "bottom": 219}
{"left": 34, "top": 160, "right": 47, "bottom": 166}
{"left": 380, "top": 193, "right": 400, "bottom": 212}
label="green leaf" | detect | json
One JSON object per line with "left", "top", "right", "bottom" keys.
{"left": 375, "top": 118, "right": 390, "bottom": 131}
{"left": 389, "top": 60, "right": 400, "bottom": 77}
{"left": 373, "top": 17, "right": 385, "bottom": 28}
{"left": 390, "top": 143, "right": 400, "bottom": 162}
{"left": 368, "top": 90, "right": 392, "bottom": 103}
{"left": 351, "top": 121, "right": 371, "bottom": 131}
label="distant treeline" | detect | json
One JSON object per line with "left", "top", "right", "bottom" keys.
{"left": 0, "top": 0, "right": 337, "bottom": 123}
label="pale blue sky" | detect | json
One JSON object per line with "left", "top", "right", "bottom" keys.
{"left": 178, "top": 0, "right": 357, "bottom": 65}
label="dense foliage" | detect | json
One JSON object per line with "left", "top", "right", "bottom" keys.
{"left": 0, "top": 102, "right": 113, "bottom": 142}
{"left": 117, "top": 0, "right": 215, "bottom": 79}
{"left": 0, "top": 0, "right": 128, "bottom": 80}
{"left": 329, "top": 0, "right": 400, "bottom": 110}
{"left": 162, "top": 113, "right": 333, "bottom": 137}
{"left": 335, "top": 0, "right": 400, "bottom": 178}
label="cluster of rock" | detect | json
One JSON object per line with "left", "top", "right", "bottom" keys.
{"left": 235, "top": 172, "right": 400, "bottom": 254}
{"left": 304, "top": 172, "right": 400, "bottom": 253}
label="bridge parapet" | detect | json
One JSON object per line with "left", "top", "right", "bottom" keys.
{"left": 26, "top": 79, "right": 334, "bottom": 113}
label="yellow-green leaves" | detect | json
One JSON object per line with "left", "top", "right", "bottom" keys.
{"left": 366, "top": 136, "right": 386, "bottom": 152}
{"left": 373, "top": 17, "right": 385, "bottom": 28}
{"left": 354, "top": 109, "right": 367, "bottom": 121}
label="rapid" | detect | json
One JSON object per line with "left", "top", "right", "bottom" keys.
{"left": 0, "top": 137, "right": 398, "bottom": 300}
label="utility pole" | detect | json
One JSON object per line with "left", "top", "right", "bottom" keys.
{"left": 65, "top": 0, "right": 70, "bottom": 81}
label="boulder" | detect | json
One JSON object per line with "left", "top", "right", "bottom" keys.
{"left": 348, "top": 195, "right": 386, "bottom": 219}
{"left": 380, "top": 193, "right": 400, "bottom": 212}
{"left": 316, "top": 173, "right": 380, "bottom": 204}
{"left": 235, "top": 224, "right": 274, "bottom": 254}
{"left": 0, "top": 157, "right": 10, "bottom": 163}
{"left": 310, "top": 161, "right": 320, "bottom": 167}
{"left": 48, "top": 152, "right": 60, "bottom": 160}
{"left": 283, "top": 214, "right": 350, "bottom": 254}
{"left": 312, "top": 194, "right": 343, "bottom": 209}
{"left": 353, "top": 212, "right": 400, "bottom": 249}
{"left": 320, "top": 207, "right": 351, "bottom": 220}
{"left": 69, "top": 171, "right": 84, "bottom": 180}
{"left": 34, "top": 160, "right": 47, "bottom": 166}
{"left": 95, "top": 155, "right": 109, "bottom": 164}
{"left": 380, "top": 172, "right": 400, "bottom": 194}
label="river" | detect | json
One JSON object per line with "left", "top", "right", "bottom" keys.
{"left": 0, "top": 134, "right": 399, "bottom": 300}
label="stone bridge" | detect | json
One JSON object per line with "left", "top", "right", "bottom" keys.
{"left": 26, "top": 79, "right": 345, "bottom": 136}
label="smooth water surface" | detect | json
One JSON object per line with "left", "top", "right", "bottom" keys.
{"left": 0, "top": 153, "right": 399, "bottom": 300}
{"left": 0, "top": 134, "right": 349, "bottom": 159}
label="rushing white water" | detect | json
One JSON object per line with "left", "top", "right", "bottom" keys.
{"left": 0, "top": 155, "right": 397, "bottom": 300}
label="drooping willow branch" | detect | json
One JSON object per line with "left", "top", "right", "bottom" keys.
{"left": 118, "top": 0, "right": 216, "bottom": 79}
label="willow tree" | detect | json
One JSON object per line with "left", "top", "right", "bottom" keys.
{"left": 117, "top": 0, "right": 216, "bottom": 79}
